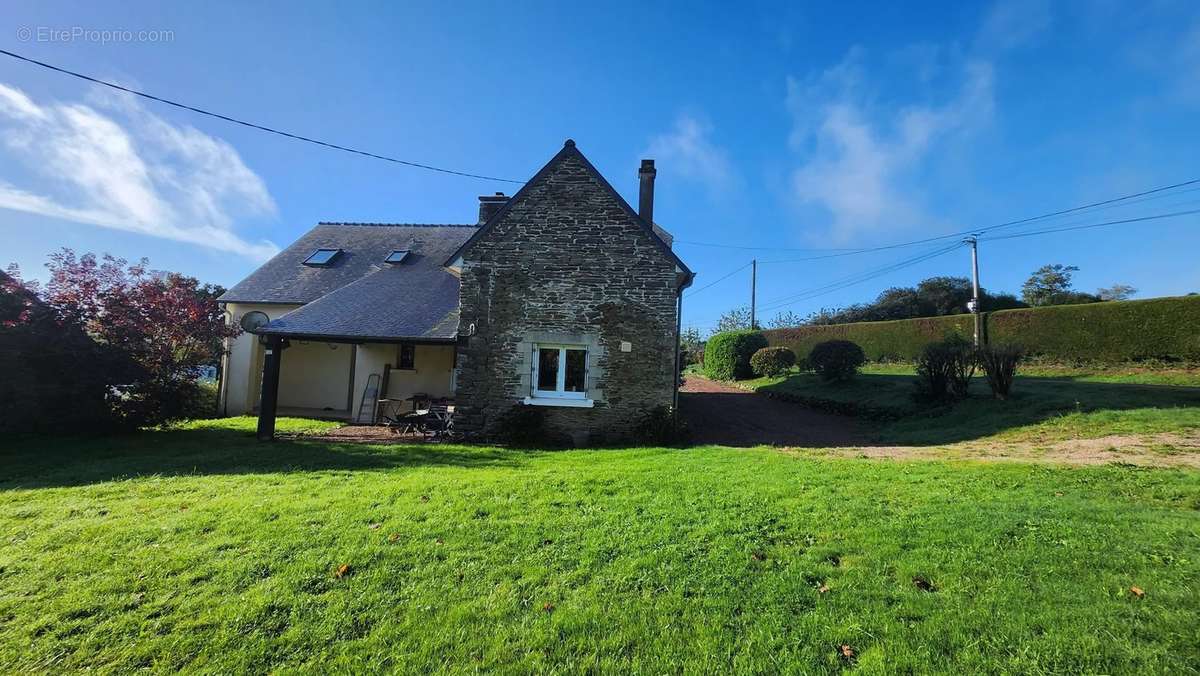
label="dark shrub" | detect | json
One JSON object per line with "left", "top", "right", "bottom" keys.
{"left": 634, "top": 405, "right": 690, "bottom": 446}
{"left": 913, "top": 336, "right": 975, "bottom": 402}
{"left": 913, "top": 342, "right": 953, "bottom": 402}
{"left": 978, "top": 343, "right": 1023, "bottom": 399}
{"left": 942, "top": 335, "right": 976, "bottom": 398}
{"left": 704, "top": 330, "right": 768, "bottom": 380}
{"left": 808, "top": 340, "right": 865, "bottom": 382}
{"left": 750, "top": 346, "right": 796, "bottom": 377}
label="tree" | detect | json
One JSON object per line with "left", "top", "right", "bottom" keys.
{"left": 35, "top": 249, "right": 240, "bottom": 426}
{"left": 915, "top": 277, "right": 974, "bottom": 316}
{"left": 713, "top": 306, "right": 752, "bottom": 334}
{"left": 1097, "top": 284, "right": 1137, "bottom": 302}
{"left": 1021, "top": 264, "right": 1097, "bottom": 306}
{"left": 1, "top": 268, "right": 133, "bottom": 432}
{"left": 768, "top": 310, "right": 804, "bottom": 328}
{"left": 679, "top": 326, "right": 704, "bottom": 367}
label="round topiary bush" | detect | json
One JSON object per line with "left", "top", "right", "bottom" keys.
{"left": 750, "top": 346, "right": 796, "bottom": 377}
{"left": 703, "top": 330, "right": 768, "bottom": 380}
{"left": 808, "top": 339, "right": 866, "bottom": 382}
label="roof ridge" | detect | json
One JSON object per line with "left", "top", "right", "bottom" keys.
{"left": 316, "top": 222, "right": 478, "bottom": 228}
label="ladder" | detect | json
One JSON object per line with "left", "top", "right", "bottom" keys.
{"left": 355, "top": 373, "right": 380, "bottom": 424}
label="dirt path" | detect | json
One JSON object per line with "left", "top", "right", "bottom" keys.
{"left": 679, "top": 375, "right": 869, "bottom": 448}
{"left": 680, "top": 375, "right": 1200, "bottom": 468}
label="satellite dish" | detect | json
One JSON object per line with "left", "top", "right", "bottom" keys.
{"left": 240, "top": 310, "right": 270, "bottom": 333}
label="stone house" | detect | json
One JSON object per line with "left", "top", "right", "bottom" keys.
{"left": 218, "top": 140, "right": 693, "bottom": 442}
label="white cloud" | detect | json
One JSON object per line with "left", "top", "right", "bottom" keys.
{"left": 977, "top": 0, "right": 1052, "bottom": 53}
{"left": 786, "top": 53, "right": 994, "bottom": 243}
{"left": 0, "top": 82, "right": 278, "bottom": 260}
{"left": 645, "top": 115, "right": 735, "bottom": 193}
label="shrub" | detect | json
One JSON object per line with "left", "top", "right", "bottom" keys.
{"left": 978, "top": 343, "right": 1023, "bottom": 399}
{"left": 634, "top": 405, "right": 690, "bottom": 446}
{"left": 750, "top": 346, "right": 796, "bottom": 377}
{"left": 913, "top": 343, "right": 953, "bottom": 402}
{"left": 913, "top": 336, "right": 975, "bottom": 402}
{"left": 809, "top": 340, "right": 865, "bottom": 382}
{"left": 703, "top": 330, "right": 768, "bottom": 380}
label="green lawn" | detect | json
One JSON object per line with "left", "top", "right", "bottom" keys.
{"left": 2, "top": 418, "right": 1199, "bottom": 672}
{"left": 743, "top": 364, "right": 1200, "bottom": 445}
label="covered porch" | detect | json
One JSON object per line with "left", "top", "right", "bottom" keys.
{"left": 252, "top": 335, "right": 457, "bottom": 439}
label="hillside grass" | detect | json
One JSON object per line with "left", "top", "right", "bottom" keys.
{"left": 744, "top": 363, "right": 1200, "bottom": 445}
{"left": 2, "top": 419, "right": 1198, "bottom": 672}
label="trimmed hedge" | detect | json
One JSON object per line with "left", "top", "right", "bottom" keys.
{"left": 763, "top": 295, "right": 1200, "bottom": 364}
{"left": 988, "top": 296, "right": 1200, "bottom": 363}
{"left": 704, "top": 330, "right": 768, "bottom": 380}
{"left": 750, "top": 346, "right": 796, "bottom": 377}
{"left": 765, "top": 315, "right": 974, "bottom": 362}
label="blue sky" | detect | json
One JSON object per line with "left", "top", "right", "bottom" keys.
{"left": 2, "top": 1, "right": 1198, "bottom": 334}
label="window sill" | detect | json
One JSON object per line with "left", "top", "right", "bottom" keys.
{"left": 522, "top": 397, "right": 594, "bottom": 408}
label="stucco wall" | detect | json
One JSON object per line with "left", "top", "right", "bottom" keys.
{"left": 453, "top": 150, "right": 682, "bottom": 443}
{"left": 351, "top": 343, "right": 455, "bottom": 422}
{"left": 220, "top": 303, "right": 300, "bottom": 415}
{"left": 277, "top": 340, "right": 355, "bottom": 412}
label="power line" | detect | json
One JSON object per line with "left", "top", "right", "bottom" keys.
{"left": 746, "top": 206, "right": 1198, "bottom": 315}
{"left": 679, "top": 178, "right": 1200, "bottom": 259}
{"left": 980, "top": 208, "right": 1200, "bottom": 242}
{"left": 675, "top": 239, "right": 862, "bottom": 252}
{"left": 684, "top": 261, "right": 752, "bottom": 298}
{"left": 756, "top": 244, "right": 965, "bottom": 313}
{"left": 0, "top": 47, "right": 526, "bottom": 184}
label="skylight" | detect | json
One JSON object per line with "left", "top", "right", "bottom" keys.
{"left": 303, "top": 248, "right": 341, "bottom": 266}
{"left": 384, "top": 250, "right": 410, "bottom": 264}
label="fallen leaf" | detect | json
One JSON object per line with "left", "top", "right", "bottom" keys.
{"left": 542, "top": 602, "right": 555, "bottom": 612}
{"left": 912, "top": 576, "right": 936, "bottom": 592}
{"left": 1130, "top": 586, "right": 1145, "bottom": 598}
{"left": 839, "top": 644, "right": 855, "bottom": 661}
{"left": 335, "top": 564, "right": 351, "bottom": 578}
{"left": 369, "top": 523, "right": 382, "bottom": 530}
{"left": 818, "top": 584, "right": 830, "bottom": 594}
{"left": 1054, "top": 491, "right": 1064, "bottom": 497}
{"left": 751, "top": 551, "right": 767, "bottom": 562}
{"left": 388, "top": 533, "right": 401, "bottom": 543}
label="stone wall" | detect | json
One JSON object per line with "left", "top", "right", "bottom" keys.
{"left": 453, "top": 147, "right": 683, "bottom": 444}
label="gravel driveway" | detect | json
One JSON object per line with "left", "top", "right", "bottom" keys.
{"left": 679, "top": 376, "right": 869, "bottom": 448}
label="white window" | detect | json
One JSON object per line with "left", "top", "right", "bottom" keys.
{"left": 527, "top": 344, "right": 591, "bottom": 406}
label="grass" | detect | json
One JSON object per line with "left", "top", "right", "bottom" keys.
{"left": 743, "top": 363, "right": 1200, "bottom": 445}
{"left": 2, "top": 419, "right": 1200, "bottom": 672}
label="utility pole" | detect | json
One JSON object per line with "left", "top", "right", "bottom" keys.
{"left": 750, "top": 258, "right": 757, "bottom": 329}
{"left": 965, "top": 236, "right": 982, "bottom": 346}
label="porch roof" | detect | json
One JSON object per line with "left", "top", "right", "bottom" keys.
{"left": 258, "top": 259, "right": 460, "bottom": 342}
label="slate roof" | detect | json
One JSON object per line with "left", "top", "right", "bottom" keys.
{"left": 219, "top": 223, "right": 475, "bottom": 341}
{"left": 219, "top": 141, "right": 692, "bottom": 343}
{"left": 445, "top": 140, "right": 694, "bottom": 285}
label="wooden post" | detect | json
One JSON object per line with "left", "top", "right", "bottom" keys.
{"left": 750, "top": 258, "right": 757, "bottom": 329}
{"left": 256, "top": 336, "right": 284, "bottom": 441}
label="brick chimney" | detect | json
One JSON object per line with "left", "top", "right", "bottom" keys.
{"left": 478, "top": 192, "right": 508, "bottom": 224}
{"left": 638, "top": 159, "right": 656, "bottom": 224}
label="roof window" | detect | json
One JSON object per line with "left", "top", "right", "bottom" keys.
{"left": 303, "top": 248, "right": 341, "bottom": 266}
{"left": 384, "top": 250, "right": 410, "bottom": 264}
